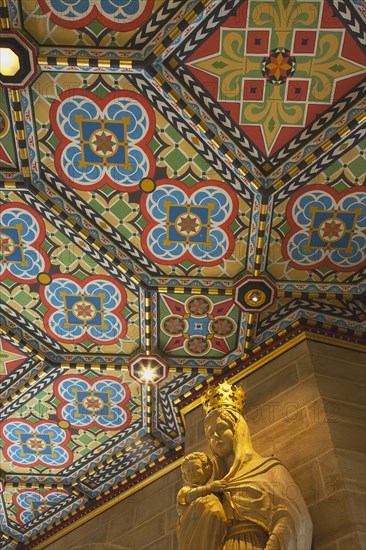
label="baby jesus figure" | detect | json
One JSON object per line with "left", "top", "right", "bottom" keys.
{"left": 176, "top": 451, "right": 227, "bottom": 550}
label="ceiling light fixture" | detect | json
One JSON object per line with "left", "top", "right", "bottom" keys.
{"left": 0, "top": 47, "right": 20, "bottom": 76}
{"left": 0, "top": 30, "right": 38, "bottom": 88}
{"left": 244, "top": 289, "right": 266, "bottom": 307}
{"left": 129, "top": 352, "right": 168, "bottom": 385}
{"left": 234, "top": 275, "right": 276, "bottom": 312}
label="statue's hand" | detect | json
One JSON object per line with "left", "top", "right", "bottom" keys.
{"left": 265, "top": 533, "right": 281, "bottom": 550}
{"left": 209, "top": 480, "right": 227, "bottom": 493}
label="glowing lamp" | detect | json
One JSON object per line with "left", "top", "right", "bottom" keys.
{"left": 0, "top": 47, "right": 20, "bottom": 76}
{"left": 129, "top": 353, "right": 168, "bottom": 385}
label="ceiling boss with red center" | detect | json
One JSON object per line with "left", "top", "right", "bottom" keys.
{"left": 0, "top": 0, "right": 365, "bottom": 547}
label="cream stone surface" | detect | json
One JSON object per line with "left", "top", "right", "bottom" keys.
{"left": 44, "top": 341, "right": 365, "bottom": 550}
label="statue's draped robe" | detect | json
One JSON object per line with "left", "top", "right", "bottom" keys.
{"left": 177, "top": 486, "right": 226, "bottom": 550}
{"left": 222, "top": 458, "right": 312, "bottom": 550}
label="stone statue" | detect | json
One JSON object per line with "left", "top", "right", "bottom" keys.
{"left": 177, "top": 383, "right": 313, "bottom": 550}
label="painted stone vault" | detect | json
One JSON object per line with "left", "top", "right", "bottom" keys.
{"left": 0, "top": 0, "right": 365, "bottom": 547}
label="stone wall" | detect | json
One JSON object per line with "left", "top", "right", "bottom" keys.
{"left": 45, "top": 340, "right": 365, "bottom": 550}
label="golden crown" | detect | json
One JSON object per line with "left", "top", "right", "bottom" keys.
{"left": 203, "top": 382, "right": 245, "bottom": 413}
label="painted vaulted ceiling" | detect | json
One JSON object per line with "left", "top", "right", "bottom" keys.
{"left": 0, "top": 0, "right": 365, "bottom": 547}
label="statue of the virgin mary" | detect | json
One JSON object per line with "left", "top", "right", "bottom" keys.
{"left": 177, "top": 382, "right": 313, "bottom": 550}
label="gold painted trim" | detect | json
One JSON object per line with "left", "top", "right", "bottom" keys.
{"left": 355, "top": 110, "right": 366, "bottom": 124}
{"left": 2, "top": 181, "right": 17, "bottom": 188}
{"left": 0, "top": 16, "right": 10, "bottom": 29}
{"left": 272, "top": 110, "right": 366, "bottom": 191}
{"left": 338, "top": 125, "right": 350, "bottom": 138}
{"left": 302, "top": 331, "right": 365, "bottom": 352}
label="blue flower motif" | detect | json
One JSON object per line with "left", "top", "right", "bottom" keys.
{"left": 51, "top": 90, "right": 155, "bottom": 191}
{"left": 54, "top": 375, "right": 131, "bottom": 430}
{"left": 283, "top": 186, "right": 366, "bottom": 271}
{"left": 14, "top": 489, "right": 69, "bottom": 525}
{"left": 142, "top": 180, "right": 238, "bottom": 266}
{"left": 40, "top": 275, "right": 127, "bottom": 344}
{"left": 2, "top": 420, "right": 72, "bottom": 468}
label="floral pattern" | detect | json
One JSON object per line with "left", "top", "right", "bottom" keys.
{"left": 50, "top": 89, "right": 155, "bottom": 191}
{"left": 187, "top": 0, "right": 365, "bottom": 154}
{"left": 14, "top": 489, "right": 69, "bottom": 525}
{"left": 140, "top": 180, "right": 238, "bottom": 266}
{"left": 161, "top": 295, "right": 237, "bottom": 355}
{"left": 54, "top": 375, "right": 132, "bottom": 429}
{"left": 1, "top": 420, "right": 72, "bottom": 468}
{"left": 0, "top": 203, "right": 49, "bottom": 282}
{"left": 39, "top": 275, "right": 127, "bottom": 344}
{"left": 38, "top": 0, "right": 154, "bottom": 31}
{"left": 282, "top": 185, "right": 366, "bottom": 271}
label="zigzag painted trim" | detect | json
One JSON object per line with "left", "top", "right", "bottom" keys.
{"left": 7, "top": 494, "right": 81, "bottom": 534}
{"left": 0, "top": 324, "right": 43, "bottom": 359}
{"left": 61, "top": 419, "right": 144, "bottom": 478}
{"left": 172, "top": 63, "right": 266, "bottom": 168}
{"left": 333, "top": 0, "right": 366, "bottom": 47}
{"left": 82, "top": 437, "right": 167, "bottom": 486}
{"left": 277, "top": 290, "right": 356, "bottom": 301}
{"left": 170, "top": 68, "right": 366, "bottom": 178}
{"left": 0, "top": 358, "right": 42, "bottom": 401}
{"left": 273, "top": 122, "right": 366, "bottom": 204}
{"left": 173, "top": 0, "right": 240, "bottom": 62}
{"left": 1, "top": 310, "right": 66, "bottom": 354}
{"left": 22, "top": 186, "right": 142, "bottom": 289}
{"left": 0, "top": 367, "right": 59, "bottom": 420}
{"left": 132, "top": 70, "right": 257, "bottom": 198}
{"left": 145, "top": 0, "right": 214, "bottom": 62}
{"left": 127, "top": 0, "right": 193, "bottom": 49}
{"left": 39, "top": 167, "right": 164, "bottom": 278}
{"left": 257, "top": 298, "right": 363, "bottom": 334}
{"left": 271, "top": 81, "right": 366, "bottom": 166}
{"left": 251, "top": 319, "right": 365, "bottom": 357}
{"left": 168, "top": 0, "right": 366, "bottom": 175}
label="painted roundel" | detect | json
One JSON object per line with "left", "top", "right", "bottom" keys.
{"left": 50, "top": 89, "right": 156, "bottom": 191}
{"left": 140, "top": 179, "right": 238, "bottom": 266}
{"left": 161, "top": 295, "right": 237, "bottom": 356}
{"left": 262, "top": 48, "right": 296, "bottom": 84}
{"left": 282, "top": 185, "right": 366, "bottom": 271}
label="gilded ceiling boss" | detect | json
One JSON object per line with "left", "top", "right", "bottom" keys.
{"left": 177, "top": 383, "right": 312, "bottom": 549}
